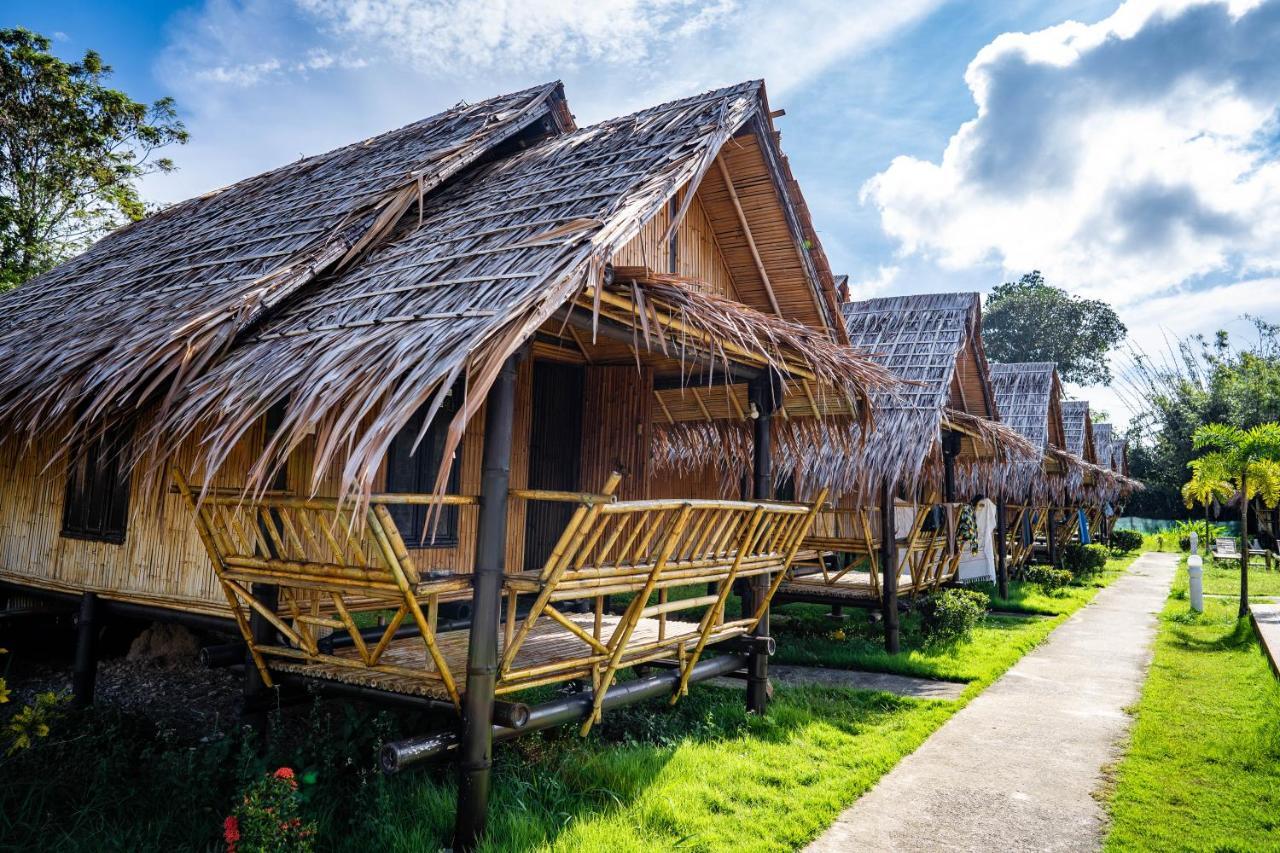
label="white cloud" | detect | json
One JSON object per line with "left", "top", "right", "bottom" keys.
{"left": 862, "top": 0, "right": 1280, "bottom": 305}
{"left": 147, "top": 0, "right": 940, "bottom": 203}
{"left": 851, "top": 264, "right": 901, "bottom": 297}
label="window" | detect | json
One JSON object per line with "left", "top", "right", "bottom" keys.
{"left": 61, "top": 425, "right": 132, "bottom": 544}
{"left": 386, "top": 391, "right": 460, "bottom": 548}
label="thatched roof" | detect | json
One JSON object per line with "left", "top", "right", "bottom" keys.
{"left": 652, "top": 292, "right": 1035, "bottom": 498}
{"left": 988, "top": 362, "right": 1065, "bottom": 452}
{"left": 1060, "top": 400, "right": 1094, "bottom": 462}
{"left": 0, "top": 79, "right": 891, "bottom": 503}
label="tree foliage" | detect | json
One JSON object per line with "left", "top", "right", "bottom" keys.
{"left": 0, "top": 28, "right": 187, "bottom": 291}
{"left": 1121, "top": 318, "right": 1280, "bottom": 518}
{"left": 981, "top": 271, "right": 1127, "bottom": 385}
{"left": 1190, "top": 422, "right": 1280, "bottom": 616}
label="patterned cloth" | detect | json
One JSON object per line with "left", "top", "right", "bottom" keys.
{"left": 957, "top": 504, "right": 979, "bottom": 553}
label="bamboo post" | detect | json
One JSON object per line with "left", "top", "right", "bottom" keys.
{"left": 746, "top": 371, "right": 777, "bottom": 715}
{"left": 996, "top": 496, "right": 1009, "bottom": 601}
{"left": 880, "top": 477, "right": 900, "bottom": 655}
{"left": 71, "top": 591, "right": 99, "bottom": 709}
{"left": 455, "top": 352, "right": 519, "bottom": 853}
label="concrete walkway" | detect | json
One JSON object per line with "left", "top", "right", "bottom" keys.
{"left": 808, "top": 552, "right": 1178, "bottom": 853}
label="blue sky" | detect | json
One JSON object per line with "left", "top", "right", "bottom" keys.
{"left": 11, "top": 0, "right": 1280, "bottom": 423}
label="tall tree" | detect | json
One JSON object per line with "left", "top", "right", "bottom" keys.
{"left": 1190, "top": 422, "right": 1280, "bottom": 617}
{"left": 0, "top": 28, "right": 187, "bottom": 291}
{"left": 1120, "top": 318, "right": 1280, "bottom": 518}
{"left": 982, "top": 271, "right": 1127, "bottom": 384}
{"left": 1181, "top": 456, "right": 1233, "bottom": 552}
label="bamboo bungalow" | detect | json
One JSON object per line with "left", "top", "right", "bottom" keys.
{"left": 1061, "top": 400, "right": 1104, "bottom": 542}
{"left": 0, "top": 80, "right": 895, "bottom": 847}
{"left": 652, "top": 292, "right": 1036, "bottom": 651}
{"left": 987, "top": 362, "right": 1105, "bottom": 568}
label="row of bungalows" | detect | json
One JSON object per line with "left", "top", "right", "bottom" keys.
{"left": 0, "top": 76, "right": 1142, "bottom": 846}
{"left": 985, "top": 363, "right": 1139, "bottom": 570}
{"left": 0, "top": 79, "right": 902, "bottom": 846}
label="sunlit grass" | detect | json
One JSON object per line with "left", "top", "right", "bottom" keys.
{"left": 1104, "top": 596, "right": 1280, "bottom": 851}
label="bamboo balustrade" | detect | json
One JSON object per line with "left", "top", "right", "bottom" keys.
{"left": 779, "top": 502, "right": 966, "bottom": 603}
{"left": 175, "top": 467, "right": 825, "bottom": 728}
{"left": 1004, "top": 504, "right": 1046, "bottom": 571}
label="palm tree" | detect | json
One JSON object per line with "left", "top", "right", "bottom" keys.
{"left": 1182, "top": 458, "right": 1233, "bottom": 553}
{"left": 1191, "top": 423, "right": 1280, "bottom": 617}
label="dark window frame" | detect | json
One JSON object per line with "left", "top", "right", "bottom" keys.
{"left": 386, "top": 391, "right": 461, "bottom": 549}
{"left": 61, "top": 424, "right": 133, "bottom": 544}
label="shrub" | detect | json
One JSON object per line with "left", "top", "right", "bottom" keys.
{"left": 916, "top": 588, "right": 989, "bottom": 646}
{"left": 1024, "top": 564, "right": 1073, "bottom": 592}
{"left": 1062, "top": 543, "right": 1108, "bottom": 580}
{"left": 1110, "top": 529, "right": 1143, "bottom": 554}
{"left": 225, "top": 767, "right": 317, "bottom": 852}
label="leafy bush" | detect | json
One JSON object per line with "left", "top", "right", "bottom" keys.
{"left": 1110, "top": 529, "right": 1143, "bottom": 554}
{"left": 225, "top": 767, "right": 317, "bottom": 852}
{"left": 1062, "top": 543, "right": 1108, "bottom": 580}
{"left": 916, "top": 588, "right": 989, "bottom": 646}
{"left": 1024, "top": 565, "right": 1073, "bottom": 592}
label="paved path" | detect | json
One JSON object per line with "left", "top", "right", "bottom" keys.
{"left": 808, "top": 552, "right": 1178, "bottom": 853}
{"left": 713, "top": 665, "right": 967, "bottom": 700}
{"left": 1250, "top": 602, "right": 1280, "bottom": 678}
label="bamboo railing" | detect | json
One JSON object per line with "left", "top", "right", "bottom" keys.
{"left": 174, "top": 468, "right": 825, "bottom": 727}
{"left": 781, "top": 502, "right": 966, "bottom": 602}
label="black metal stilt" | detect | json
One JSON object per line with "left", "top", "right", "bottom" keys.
{"left": 941, "top": 430, "right": 961, "bottom": 504}
{"left": 243, "top": 582, "right": 278, "bottom": 743}
{"left": 1046, "top": 508, "right": 1058, "bottom": 567}
{"left": 746, "top": 372, "right": 776, "bottom": 715}
{"left": 454, "top": 353, "right": 519, "bottom": 852}
{"left": 996, "top": 496, "right": 1009, "bottom": 601}
{"left": 880, "top": 477, "right": 899, "bottom": 654}
{"left": 71, "top": 591, "right": 99, "bottom": 709}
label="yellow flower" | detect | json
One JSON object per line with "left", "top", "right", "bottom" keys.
{"left": 0, "top": 678, "right": 10, "bottom": 704}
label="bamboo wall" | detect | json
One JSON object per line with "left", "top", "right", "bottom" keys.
{"left": 0, "top": 361, "right": 536, "bottom": 616}
{"left": 613, "top": 194, "right": 740, "bottom": 302}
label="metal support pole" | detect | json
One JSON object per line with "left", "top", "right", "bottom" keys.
{"left": 1046, "top": 508, "right": 1057, "bottom": 567}
{"left": 941, "top": 430, "right": 961, "bottom": 505}
{"left": 746, "top": 372, "right": 777, "bottom": 714}
{"left": 454, "top": 353, "right": 520, "bottom": 852}
{"left": 996, "top": 496, "right": 1009, "bottom": 601}
{"left": 880, "top": 477, "right": 900, "bottom": 654}
{"left": 71, "top": 591, "right": 99, "bottom": 709}
{"left": 243, "top": 582, "right": 278, "bottom": 739}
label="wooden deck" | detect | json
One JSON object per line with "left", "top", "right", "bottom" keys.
{"left": 271, "top": 613, "right": 701, "bottom": 700}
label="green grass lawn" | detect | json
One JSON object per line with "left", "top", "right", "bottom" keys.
{"left": 1169, "top": 554, "right": 1280, "bottom": 599}
{"left": 0, "top": 552, "right": 1141, "bottom": 851}
{"left": 1104, "top": 597, "right": 1280, "bottom": 851}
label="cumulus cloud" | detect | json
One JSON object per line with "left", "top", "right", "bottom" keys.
{"left": 863, "top": 0, "right": 1280, "bottom": 303}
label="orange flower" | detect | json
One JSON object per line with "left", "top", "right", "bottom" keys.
{"left": 273, "top": 766, "right": 298, "bottom": 788}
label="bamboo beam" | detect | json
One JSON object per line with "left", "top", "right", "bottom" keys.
{"left": 716, "top": 157, "right": 782, "bottom": 316}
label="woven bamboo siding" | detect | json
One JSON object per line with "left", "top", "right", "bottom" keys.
{"left": 0, "top": 426, "right": 265, "bottom": 615}
{"left": 0, "top": 363, "right": 537, "bottom": 613}
{"left": 697, "top": 135, "right": 825, "bottom": 328}
{"left": 614, "top": 193, "right": 739, "bottom": 302}
{"left": 579, "top": 366, "right": 653, "bottom": 500}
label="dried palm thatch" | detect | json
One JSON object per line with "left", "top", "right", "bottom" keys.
{"left": 780, "top": 293, "right": 1038, "bottom": 498}
{"left": 1060, "top": 400, "right": 1095, "bottom": 461}
{"left": 650, "top": 293, "right": 1036, "bottom": 499}
{"left": 0, "top": 79, "right": 890, "bottom": 508}
{"left": 602, "top": 273, "right": 897, "bottom": 423}
{"left": 0, "top": 82, "right": 571, "bottom": 464}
